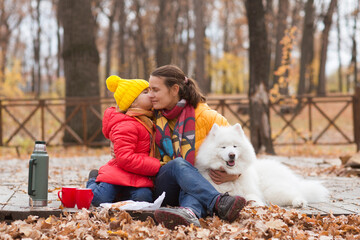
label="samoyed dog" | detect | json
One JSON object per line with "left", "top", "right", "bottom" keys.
{"left": 195, "top": 123, "right": 329, "bottom": 208}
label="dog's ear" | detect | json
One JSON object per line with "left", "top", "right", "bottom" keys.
{"left": 234, "top": 123, "right": 245, "bottom": 136}
{"left": 209, "top": 123, "right": 220, "bottom": 136}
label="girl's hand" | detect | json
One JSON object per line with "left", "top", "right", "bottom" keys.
{"left": 209, "top": 167, "right": 240, "bottom": 184}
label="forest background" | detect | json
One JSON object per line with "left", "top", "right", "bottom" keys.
{"left": 0, "top": 0, "right": 359, "bottom": 157}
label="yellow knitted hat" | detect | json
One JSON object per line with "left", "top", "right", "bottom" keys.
{"left": 106, "top": 75, "right": 149, "bottom": 111}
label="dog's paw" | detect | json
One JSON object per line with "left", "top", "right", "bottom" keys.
{"left": 292, "top": 198, "right": 307, "bottom": 208}
{"left": 247, "top": 199, "right": 265, "bottom": 207}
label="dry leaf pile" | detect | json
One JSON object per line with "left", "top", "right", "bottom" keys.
{"left": 1, "top": 205, "right": 359, "bottom": 239}
{"left": 1, "top": 149, "right": 359, "bottom": 239}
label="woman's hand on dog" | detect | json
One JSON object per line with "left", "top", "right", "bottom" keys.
{"left": 209, "top": 167, "right": 240, "bottom": 184}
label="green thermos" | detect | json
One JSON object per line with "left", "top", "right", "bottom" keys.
{"left": 28, "top": 141, "right": 49, "bottom": 207}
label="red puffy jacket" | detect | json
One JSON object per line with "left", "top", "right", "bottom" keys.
{"left": 96, "top": 107, "right": 161, "bottom": 187}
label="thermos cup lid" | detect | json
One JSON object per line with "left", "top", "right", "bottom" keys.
{"left": 35, "top": 141, "right": 46, "bottom": 144}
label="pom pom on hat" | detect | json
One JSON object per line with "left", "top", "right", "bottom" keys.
{"left": 106, "top": 75, "right": 121, "bottom": 93}
{"left": 106, "top": 75, "right": 149, "bottom": 112}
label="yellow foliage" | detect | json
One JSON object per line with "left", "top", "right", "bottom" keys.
{"left": 108, "top": 230, "right": 128, "bottom": 237}
{"left": 0, "top": 59, "right": 26, "bottom": 98}
{"left": 278, "top": 77, "right": 285, "bottom": 84}
{"left": 269, "top": 83, "right": 280, "bottom": 102}
{"left": 52, "top": 77, "right": 65, "bottom": 98}
{"left": 270, "top": 26, "right": 298, "bottom": 103}
{"left": 210, "top": 52, "right": 247, "bottom": 93}
{"left": 311, "top": 55, "right": 320, "bottom": 87}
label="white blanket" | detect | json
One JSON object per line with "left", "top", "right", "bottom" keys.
{"left": 100, "top": 192, "right": 165, "bottom": 211}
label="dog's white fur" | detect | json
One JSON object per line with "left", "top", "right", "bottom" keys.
{"left": 195, "top": 123, "right": 329, "bottom": 208}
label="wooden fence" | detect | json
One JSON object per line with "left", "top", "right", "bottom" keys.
{"left": 1, "top": 87, "right": 359, "bottom": 151}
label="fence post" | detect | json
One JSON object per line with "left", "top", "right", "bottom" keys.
{"left": 354, "top": 84, "right": 360, "bottom": 152}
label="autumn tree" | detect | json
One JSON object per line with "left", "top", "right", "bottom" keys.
{"left": 0, "top": 0, "right": 24, "bottom": 84}
{"left": 116, "top": 0, "right": 127, "bottom": 78}
{"left": 103, "top": 0, "right": 118, "bottom": 87}
{"left": 58, "top": 0, "right": 103, "bottom": 145}
{"left": 132, "top": 0, "right": 151, "bottom": 78}
{"left": 317, "top": 0, "right": 337, "bottom": 96}
{"left": 194, "top": 0, "right": 209, "bottom": 94}
{"left": 245, "top": 0, "right": 275, "bottom": 154}
{"left": 221, "top": 0, "right": 231, "bottom": 93}
{"left": 175, "top": 0, "right": 192, "bottom": 74}
{"left": 273, "top": 0, "right": 289, "bottom": 90}
{"left": 210, "top": 0, "right": 246, "bottom": 94}
{"left": 155, "top": 0, "right": 174, "bottom": 66}
{"left": 220, "top": 0, "right": 234, "bottom": 93}
{"left": 335, "top": 3, "right": 343, "bottom": 92}
{"left": 265, "top": 0, "right": 274, "bottom": 86}
{"left": 31, "top": 0, "right": 41, "bottom": 97}
{"left": 348, "top": 4, "right": 359, "bottom": 89}
{"left": 167, "top": 1, "right": 190, "bottom": 71}
{"left": 53, "top": 0, "right": 62, "bottom": 81}
{"left": 298, "top": 0, "right": 315, "bottom": 95}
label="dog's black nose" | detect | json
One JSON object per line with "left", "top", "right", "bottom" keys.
{"left": 229, "top": 153, "right": 235, "bottom": 160}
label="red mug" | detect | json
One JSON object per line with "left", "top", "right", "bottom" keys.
{"left": 76, "top": 188, "right": 94, "bottom": 209}
{"left": 58, "top": 187, "right": 77, "bottom": 208}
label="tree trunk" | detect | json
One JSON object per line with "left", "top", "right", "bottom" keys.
{"left": 117, "top": 0, "right": 127, "bottom": 78}
{"left": 0, "top": 35, "right": 9, "bottom": 84}
{"left": 290, "top": 0, "right": 302, "bottom": 28}
{"left": 105, "top": 0, "right": 118, "bottom": 84}
{"left": 273, "top": 0, "right": 289, "bottom": 87}
{"left": 336, "top": 3, "right": 343, "bottom": 93}
{"left": 298, "top": 0, "right": 315, "bottom": 95}
{"left": 317, "top": 0, "right": 337, "bottom": 96}
{"left": 350, "top": 37, "right": 357, "bottom": 89}
{"left": 0, "top": 0, "right": 11, "bottom": 83}
{"left": 33, "top": 0, "right": 41, "bottom": 97}
{"left": 350, "top": 5, "right": 358, "bottom": 88}
{"left": 245, "top": 0, "right": 275, "bottom": 154}
{"left": 44, "top": 36, "right": 52, "bottom": 93}
{"left": 265, "top": 0, "right": 274, "bottom": 86}
{"left": 180, "top": 0, "right": 191, "bottom": 74}
{"left": 155, "top": 0, "right": 172, "bottom": 66}
{"left": 54, "top": 0, "right": 62, "bottom": 80}
{"left": 0, "top": 0, "right": 23, "bottom": 84}
{"left": 0, "top": 0, "right": 5, "bottom": 84}
{"left": 222, "top": 0, "right": 230, "bottom": 93}
{"left": 194, "top": 0, "right": 208, "bottom": 94}
{"left": 134, "top": 0, "right": 149, "bottom": 78}
{"left": 58, "top": 0, "right": 103, "bottom": 145}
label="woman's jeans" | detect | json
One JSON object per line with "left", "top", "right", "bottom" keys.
{"left": 86, "top": 179, "right": 153, "bottom": 207}
{"left": 154, "top": 157, "right": 220, "bottom": 218}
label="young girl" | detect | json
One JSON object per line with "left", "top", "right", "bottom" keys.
{"left": 86, "top": 75, "right": 161, "bottom": 206}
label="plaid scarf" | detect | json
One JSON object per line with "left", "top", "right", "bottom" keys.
{"left": 126, "top": 108, "right": 155, "bottom": 157}
{"left": 155, "top": 99, "right": 196, "bottom": 165}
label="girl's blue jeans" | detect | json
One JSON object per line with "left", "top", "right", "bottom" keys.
{"left": 86, "top": 179, "right": 153, "bottom": 207}
{"left": 153, "top": 157, "right": 220, "bottom": 218}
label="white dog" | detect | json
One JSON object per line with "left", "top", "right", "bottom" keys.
{"left": 195, "top": 123, "right": 329, "bottom": 208}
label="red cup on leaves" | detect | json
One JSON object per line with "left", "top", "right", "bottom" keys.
{"left": 58, "top": 187, "right": 77, "bottom": 208}
{"left": 76, "top": 188, "right": 94, "bottom": 209}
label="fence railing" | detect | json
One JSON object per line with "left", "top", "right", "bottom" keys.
{"left": 1, "top": 89, "right": 359, "bottom": 151}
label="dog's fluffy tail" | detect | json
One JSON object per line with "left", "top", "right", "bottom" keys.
{"left": 300, "top": 179, "right": 329, "bottom": 203}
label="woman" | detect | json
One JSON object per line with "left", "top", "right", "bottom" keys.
{"left": 149, "top": 65, "right": 246, "bottom": 229}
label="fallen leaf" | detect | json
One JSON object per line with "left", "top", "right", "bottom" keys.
{"left": 266, "top": 219, "right": 287, "bottom": 230}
